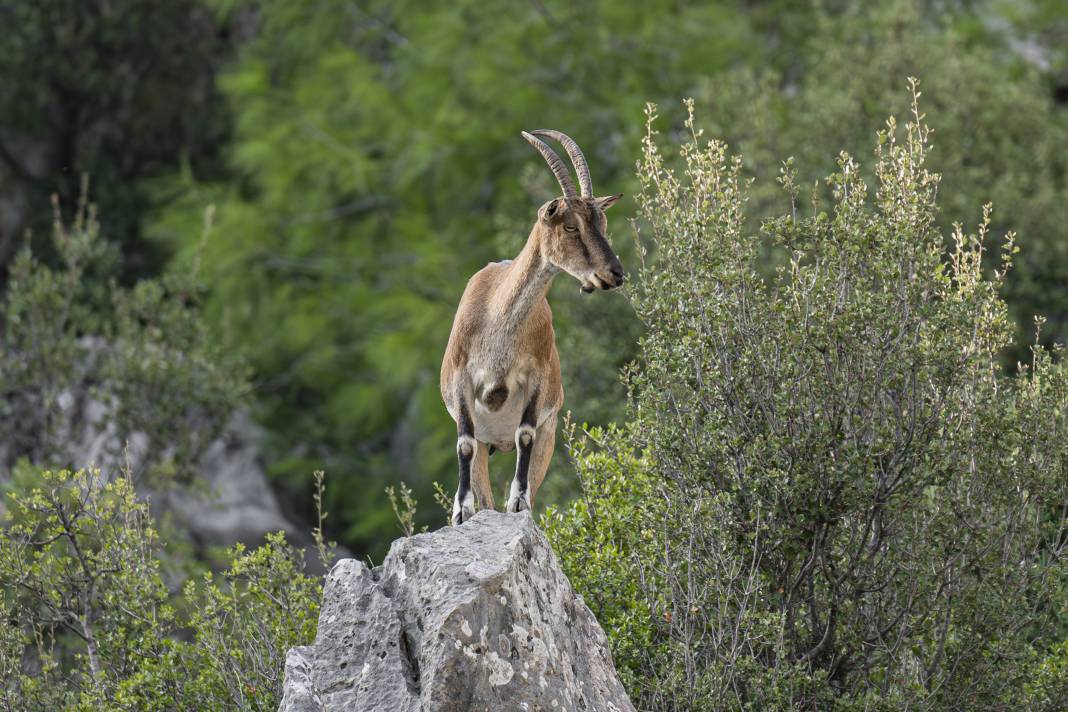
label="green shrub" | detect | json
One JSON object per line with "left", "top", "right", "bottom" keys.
{"left": 541, "top": 420, "right": 661, "bottom": 695}
{"left": 0, "top": 190, "right": 248, "bottom": 483}
{"left": 0, "top": 186, "right": 311, "bottom": 711}
{"left": 1026, "top": 639, "right": 1068, "bottom": 711}
{"left": 0, "top": 466, "right": 323, "bottom": 711}
{"left": 546, "top": 85, "right": 1068, "bottom": 710}
{"left": 699, "top": 0, "right": 1068, "bottom": 362}
{"left": 0, "top": 467, "right": 165, "bottom": 710}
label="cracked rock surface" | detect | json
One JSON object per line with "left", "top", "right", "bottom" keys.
{"left": 279, "top": 509, "right": 635, "bottom": 712}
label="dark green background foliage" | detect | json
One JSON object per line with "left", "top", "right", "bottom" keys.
{"left": 151, "top": 0, "right": 1068, "bottom": 553}
{"left": 0, "top": 0, "right": 235, "bottom": 280}
{"left": 3, "top": 0, "right": 1067, "bottom": 554}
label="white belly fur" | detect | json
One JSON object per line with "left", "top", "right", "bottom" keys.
{"left": 466, "top": 352, "right": 555, "bottom": 449}
{"left": 472, "top": 390, "right": 554, "bottom": 450}
{"left": 473, "top": 396, "right": 524, "bottom": 450}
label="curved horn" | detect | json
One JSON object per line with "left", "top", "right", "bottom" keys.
{"left": 531, "top": 129, "right": 592, "bottom": 199}
{"left": 521, "top": 131, "right": 578, "bottom": 198}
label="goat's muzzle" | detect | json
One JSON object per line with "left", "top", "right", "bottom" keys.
{"left": 596, "top": 265, "right": 625, "bottom": 290}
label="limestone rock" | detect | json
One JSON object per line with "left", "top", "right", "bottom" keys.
{"left": 68, "top": 400, "right": 315, "bottom": 555}
{"left": 279, "top": 510, "right": 635, "bottom": 712}
{"left": 0, "top": 336, "right": 330, "bottom": 566}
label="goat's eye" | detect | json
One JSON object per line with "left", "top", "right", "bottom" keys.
{"left": 564, "top": 224, "right": 578, "bottom": 232}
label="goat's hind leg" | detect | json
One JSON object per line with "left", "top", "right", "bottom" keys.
{"left": 524, "top": 414, "right": 555, "bottom": 512}
{"left": 452, "top": 399, "right": 477, "bottom": 526}
{"left": 471, "top": 440, "right": 494, "bottom": 512}
{"left": 508, "top": 392, "right": 551, "bottom": 514}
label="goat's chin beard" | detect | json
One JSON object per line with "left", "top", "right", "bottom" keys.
{"left": 582, "top": 272, "right": 613, "bottom": 293}
{"left": 567, "top": 268, "right": 608, "bottom": 294}
{"left": 579, "top": 274, "right": 602, "bottom": 294}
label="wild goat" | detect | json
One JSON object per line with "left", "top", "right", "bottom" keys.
{"left": 440, "top": 129, "right": 623, "bottom": 525}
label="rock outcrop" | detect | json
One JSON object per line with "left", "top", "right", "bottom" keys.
{"left": 279, "top": 510, "right": 635, "bottom": 712}
{"left": 70, "top": 405, "right": 306, "bottom": 551}
{"left": 0, "top": 336, "right": 322, "bottom": 563}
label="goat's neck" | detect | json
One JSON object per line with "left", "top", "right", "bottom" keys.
{"left": 489, "top": 228, "right": 557, "bottom": 335}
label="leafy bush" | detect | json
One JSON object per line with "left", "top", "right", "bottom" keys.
{"left": 541, "top": 420, "right": 661, "bottom": 696}
{"left": 0, "top": 189, "right": 248, "bottom": 483}
{"left": 700, "top": 1, "right": 1068, "bottom": 361}
{"left": 546, "top": 86, "right": 1068, "bottom": 710}
{"left": 0, "top": 466, "right": 322, "bottom": 711}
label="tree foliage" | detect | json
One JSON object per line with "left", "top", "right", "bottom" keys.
{"left": 140, "top": 0, "right": 1068, "bottom": 554}
{"left": 0, "top": 0, "right": 235, "bottom": 280}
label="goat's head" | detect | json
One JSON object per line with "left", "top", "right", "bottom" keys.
{"left": 522, "top": 129, "right": 624, "bottom": 293}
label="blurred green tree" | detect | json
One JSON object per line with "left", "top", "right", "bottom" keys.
{"left": 994, "top": 0, "right": 1068, "bottom": 80}
{"left": 0, "top": 0, "right": 235, "bottom": 280}
{"left": 149, "top": 0, "right": 1068, "bottom": 554}
{"left": 151, "top": 0, "right": 771, "bottom": 551}
{"left": 698, "top": 1, "right": 1068, "bottom": 361}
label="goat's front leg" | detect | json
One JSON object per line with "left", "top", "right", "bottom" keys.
{"left": 507, "top": 391, "right": 544, "bottom": 513}
{"left": 452, "top": 399, "right": 477, "bottom": 526}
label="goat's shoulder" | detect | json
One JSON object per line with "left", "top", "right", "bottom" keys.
{"left": 450, "top": 261, "right": 509, "bottom": 330}
{"left": 441, "top": 262, "right": 509, "bottom": 388}
{"left": 460, "top": 260, "right": 510, "bottom": 307}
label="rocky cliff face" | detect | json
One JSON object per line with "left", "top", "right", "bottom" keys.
{"left": 279, "top": 510, "right": 635, "bottom": 712}
{"left": 0, "top": 337, "right": 318, "bottom": 561}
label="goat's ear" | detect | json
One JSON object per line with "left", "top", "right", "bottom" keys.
{"left": 595, "top": 193, "right": 623, "bottom": 211}
{"left": 540, "top": 198, "right": 563, "bottom": 223}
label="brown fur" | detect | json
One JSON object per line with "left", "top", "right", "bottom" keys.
{"left": 441, "top": 129, "right": 623, "bottom": 523}
{"left": 441, "top": 193, "right": 622, "bottom": 518}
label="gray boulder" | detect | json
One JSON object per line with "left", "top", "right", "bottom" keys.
{"left": 1, "top": 336, "right": 317, "bottom": 558}
{"left": 68, "top": 399, "right": 318, "bottom": 558}
{"left": 279, "top": 510, "right": 636, "bottom": 712}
